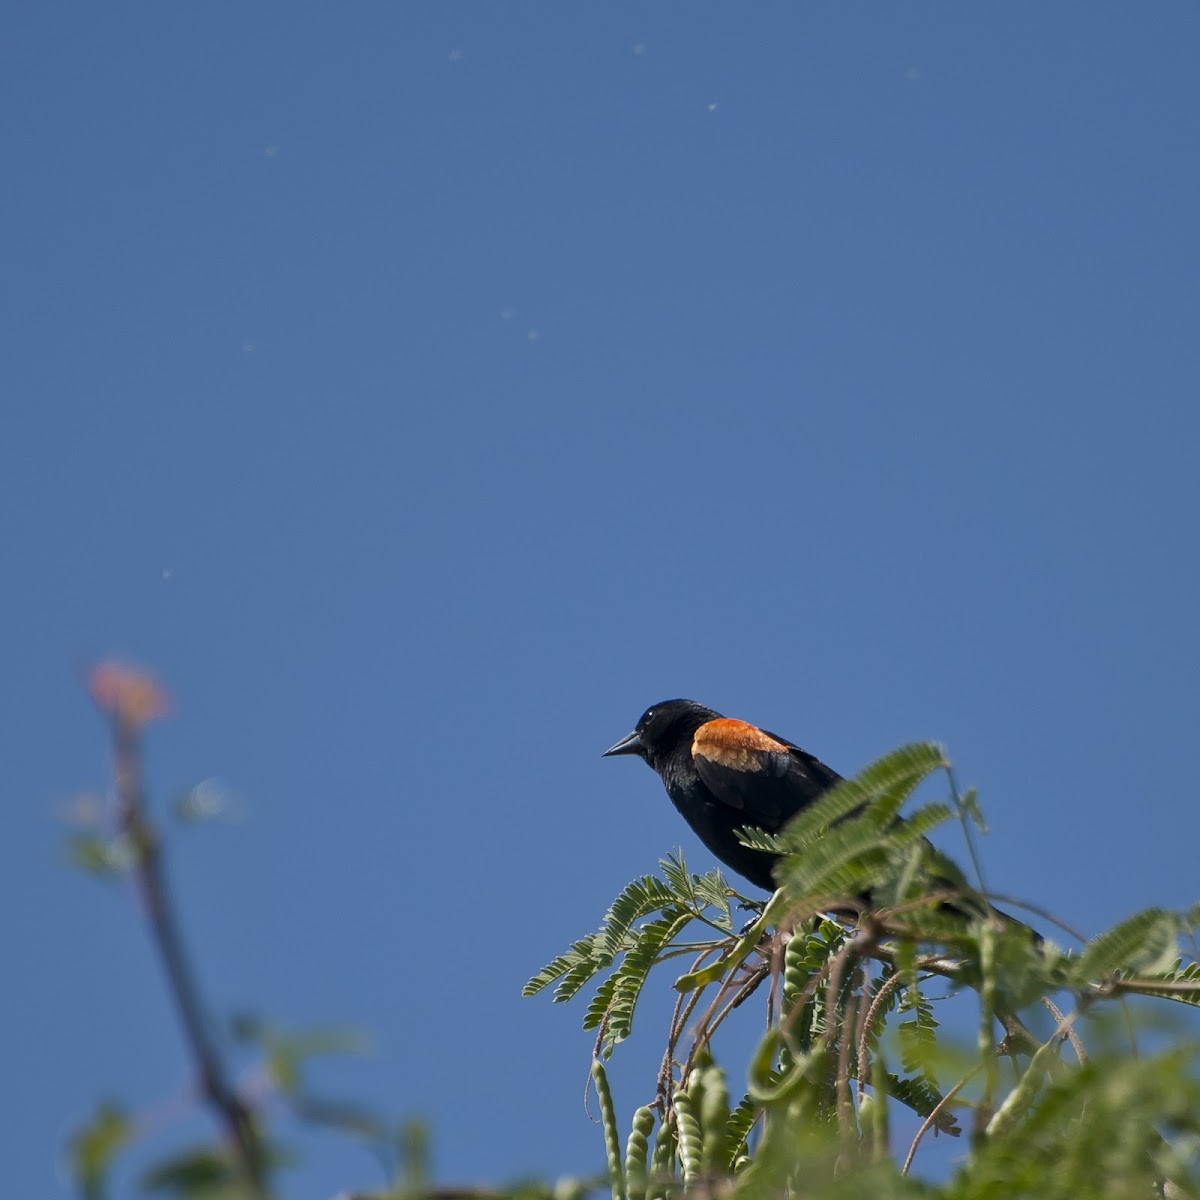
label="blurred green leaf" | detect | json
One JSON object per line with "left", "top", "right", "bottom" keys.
{"left": 396, "top": 1118, "right": 431, "bottom": 1193}
{"left": 66, "top": 833, "right": 137, "bottom": 877}
{"left": 956, "top": 785, "right": 988, "bottom": 835}
{"left": 139, "top": 1142, "right": 296, "bottom": 1198}
{"left": 261, "top": 1026, "right": 370, "bottom": 1096}
{"left": 139, "top": 1147, "right": 233, "bottom": 1197}
{"left": 69, "top": 1101, "right": 130, "bottom": 1200}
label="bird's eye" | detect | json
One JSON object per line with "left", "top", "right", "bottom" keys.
{"left": 643, "top": 708, "right": 656, "bottom": 725}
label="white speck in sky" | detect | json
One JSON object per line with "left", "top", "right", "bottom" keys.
{"left": 174, "top": 778, "right": 243, "bottom": 824}
{"left": 242, "top": 341, "right": 256, "bottom": 353}
{"left": 632, "top": 43, "right": 647, "bottom": 56}
{"left": 449, "top": 49, "right": 462, "bottom": 62}
{"left": 162, "top": 567, "right": 174, "bottom": 582}
{"left": 906, "top": 67, "right": 921, "bottom": 82}
{"left": 264, "top": 145, "right": 279, "bottom": 157}
{"left": 500, "top": 308, "right": 515, "bottom": 320}
{"left": 527, "top": 329, "right": 541, "bottom": 342}
{"left": 708, "top": 103, "right": 719, "bottom": 112}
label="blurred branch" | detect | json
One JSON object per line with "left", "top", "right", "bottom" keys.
{"left": 341, "top": 1191, "right": 511, "bottom": 1200}
{"left": 105, "top": 679, "right": 267, "bottom": 1196}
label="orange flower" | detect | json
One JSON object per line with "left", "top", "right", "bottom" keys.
{"left": 87, "top": 661, "right": 172, "bottom": 726}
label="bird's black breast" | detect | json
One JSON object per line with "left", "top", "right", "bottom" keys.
{"left": 661, "top": 753, "right": 781, "bottom": 891}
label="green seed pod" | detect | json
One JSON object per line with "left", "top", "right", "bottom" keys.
{"left": 591, "top": 1060, "right": 625, "bottom": 1200}
{"left": 783, "top": 928, "right": 812, "bottom": 1011}
{"left": 648, "top": 1113, "right": 676, "bottom": 1200}
{"left": 624, "top": 1107, "right": 655, "bottom": 1200}
{"left": 698, "top": 1063, "right": 730, "bottom": 1175}
{"left": 673, "top": 1088, "right": 703, "bottom": 1186}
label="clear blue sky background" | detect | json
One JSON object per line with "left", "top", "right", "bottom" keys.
{"left": 4, "top": 4, "right": 1199, "bottom": 1196}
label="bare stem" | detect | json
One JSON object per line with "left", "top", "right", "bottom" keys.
{"left": 901, "top": 1067, "right": 979, "bottom": 1175}
{"left": 113, "top": 716, "right": 267, "bottom": 1195}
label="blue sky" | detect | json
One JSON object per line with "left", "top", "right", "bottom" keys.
{"left": 4, "top": 4, "right": 1199, "bottom": 1196}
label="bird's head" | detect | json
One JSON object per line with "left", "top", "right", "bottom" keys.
{"left": 603, "top": 699, "right": 721, "bottom": 771}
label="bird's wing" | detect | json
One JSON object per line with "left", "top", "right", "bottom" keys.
{"left": 691, "top": 718, "right": 843, "bottom": 831}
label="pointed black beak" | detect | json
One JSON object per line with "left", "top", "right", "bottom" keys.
{"left": 603, "top": 729, "right": 644, "bottom": 758}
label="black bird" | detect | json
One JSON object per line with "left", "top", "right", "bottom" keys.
{"left": 603, "top": 698, "right": 845, "bottom": 892}
{"left": 605, "top": 698, "right": 1043, "bottom": 1058}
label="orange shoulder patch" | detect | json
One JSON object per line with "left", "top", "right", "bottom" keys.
{"left": 692, "top": 718, "right": 788, "bottom": 770}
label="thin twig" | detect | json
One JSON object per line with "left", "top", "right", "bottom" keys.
{"left": 857, "top": 968, "right": 904, "bottom": 1098}
{"left": 901, "top": 1067, "right": 980, "bottom": 1176}
{"left": 681, "top": 948, "right": 763, "bottom": 1083}
{"left": 1103, "top": 977, "right": 1200, "bottom": 997}
{"left": 696, "top": 961, "right": 772, "bottom": 1052}
{"left": 945, "top": 764, "right": 991, "bottom": 904}
{"left": 834, "top": 965, "right": 862, "bottom": 1135}
{"left": 1042, "top": 996, "right": 1086, "bottom": 1064}
{"left": 820, "top": 941, "right": 854, "bottom": 1051}
{"left": 660, "top": 947, "right": 721, "bottom": 1105}
{"left": 767, "top": 926, "right": 786, "bottom": 1029}
{"left": 113, "top": 716, "right": 266, "bottom": 1195}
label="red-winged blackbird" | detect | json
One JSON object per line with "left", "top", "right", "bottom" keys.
{"left": 603, "top": 699, "right": 845, "bottom": 892}
{"left": 606, "top": 699, "right": 1042, "bottom": 1050}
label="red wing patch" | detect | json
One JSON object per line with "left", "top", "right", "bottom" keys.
{"left": 692, "top": 718, "right": 790, "bottom": 772}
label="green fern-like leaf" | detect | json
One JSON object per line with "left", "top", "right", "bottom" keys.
{"left": 1077, "top": 907, "right": 1180, "bottom": 982}
{"left": 602, "top": 909, "right": 696, "bottom": 1050}
{"left": 723, "top": 1094, "right": 759, "bottom": 1169}
{"left": 884, "top": 1072, "right": 961, "bottom": 1137}
{"left": 527, "top": 868, "right": 691, "bottom": 1006}
{"left": 583, "top": 973, "right": 620, "bottom": 1032}
{"left": 1117, "top": 958, "right": 1200, "bottom": 1007}
{"left": 555, "top": 941, "right": 615, "bottom": 1004}
{"left": 956, "top": 785, "right": 989, "bottom": 834}
{"left": 616, "top": 909, "right": 694, "bottom": 989}
{"left": 860, "top": 753, "right": 953, "bottom": 835}
{"left": 885, "top": 801, "right": 954, "bottom": 848}
{"left": 733, "top": 826, "right": 788, "bottom": 855}
{"left": 775, "top": 799, "right": 952, "bottom": 908}
{"left": 775, "top": 815, "right": 890, "bottom": 901}
{"left": 598, "top": 875, "right": 678, "bottom": 962}
{"left": 523, "top": 934, "right": 603, "bottom": 998}
{"left": 689, "top": 870, "right": 736, "bottom": 930}
{"left": 1163, "top": 957, "right": 1200, "bottom": 984}
{"left": 779, "top": 742, "right": 949, "bottom": 852}
{"left": 659, "top": 852, "right": 737, "bottom": 930}
{"left": 897, "top": 984, "right": 940, "bottom": 1081}
{"left": 659, "top": 850, "right": 696, "bottom": 899}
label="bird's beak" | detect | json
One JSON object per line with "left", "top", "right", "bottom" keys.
{"left": 603, "top": 729, "right": 644, "bottom": 758}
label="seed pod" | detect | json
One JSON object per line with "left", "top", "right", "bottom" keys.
{"left": 699, "top": 1063, "right": 730, "bottom": 1175}
{"left": 591, "top": 1060, "right": 625, "bottom": 1200}
{"left": 624, "top": 1107, "right": 655, "bottom": 1200}
{"left": 647, "top": 1113, "right": 676, "bottom": 1200}
{"left": 673, "top": 1088, "right": 703, "bottom": 1185}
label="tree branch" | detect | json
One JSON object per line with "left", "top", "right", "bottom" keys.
{"left": 113, "top": 715, "right": 267, "bottom": 1195}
